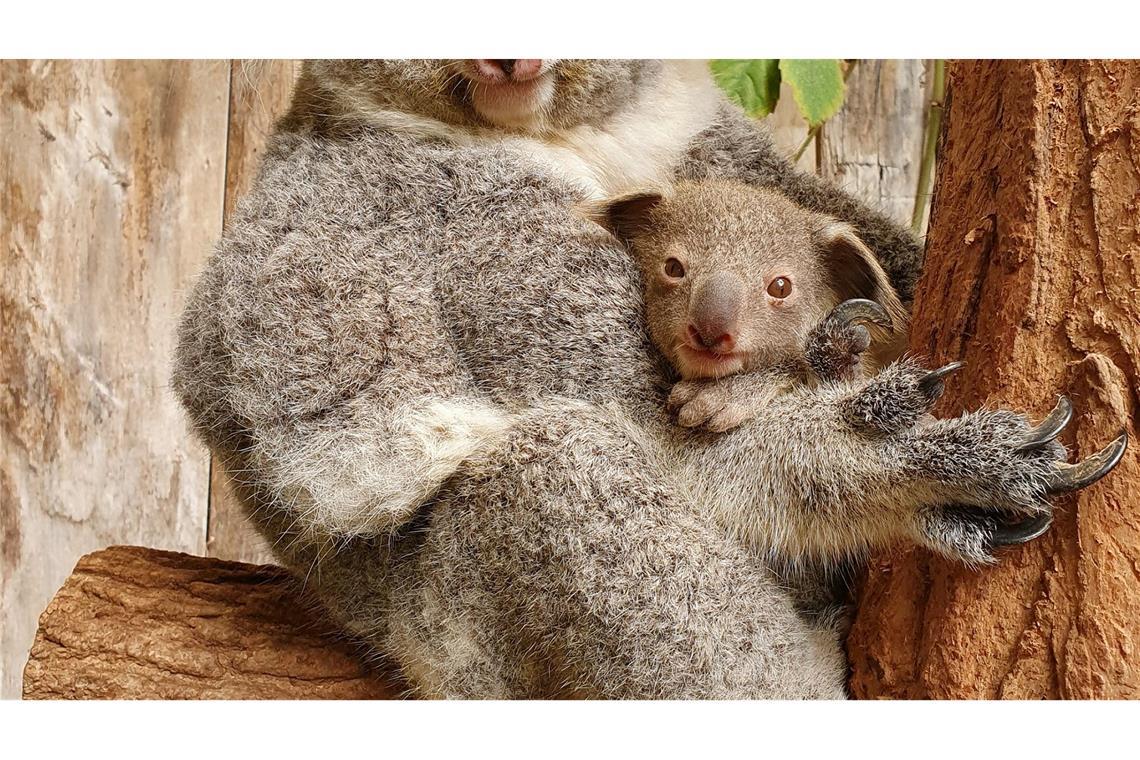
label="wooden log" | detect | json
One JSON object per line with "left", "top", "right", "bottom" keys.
{"left": 22, "top": 546, "right": 405, "bottom": 699}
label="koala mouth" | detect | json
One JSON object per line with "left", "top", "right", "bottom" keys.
{"left": 463, "top": 67, "right": 555, "bottom": 129}
{"left": 676, "top": 343, "right": 746, "bottom": 379}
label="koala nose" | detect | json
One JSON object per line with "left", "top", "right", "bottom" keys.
{"left": 472, "top": 59, "right": 543, "bottom": 82}
{"left": 689, "top": 272, "right": 745, "bottom": 353}
{"left": 687, "top": 323, "right": 736, "bottom": 353}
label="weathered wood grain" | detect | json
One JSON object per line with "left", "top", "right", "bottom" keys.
{"left": 819, "top": 59, "right": 930, "bottom": 229}
{"left": 0, "top": 60, "right": 229, "bottom": 699}
{"left": 22, "top": 546, "right": 404, "bottom": 699}
{"left": 206, "top": 60, "right": 299, "bottom": 565}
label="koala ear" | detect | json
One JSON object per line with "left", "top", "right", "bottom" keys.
{"left": 582, "top": 191, "right": 665, "bottom": 245}
{"left": 815, "top": 221, "right": 909, "bottom": 335}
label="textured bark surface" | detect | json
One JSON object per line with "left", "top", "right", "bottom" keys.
{"left": 22, "top": 546, "right": 404, "bottom": 699}
{"left": 848, "top": 60, "right": 1140, "bottom": 699}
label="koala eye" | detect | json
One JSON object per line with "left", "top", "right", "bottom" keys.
{"left": 767, "top": 277, "right": 792, "bottom": 299}
{"left": 663, "top": 257, "right": 686, "bottom": 279}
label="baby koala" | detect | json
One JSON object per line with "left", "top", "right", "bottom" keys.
{"left": 590, "top": 179, "right": 909, "bottom": 432}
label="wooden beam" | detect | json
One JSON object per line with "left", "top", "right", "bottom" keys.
{"left": 819, "top": 59, "right": 930, "bottom": 229}
{"left": 206, "top": 60, "right": 300, "bottom": 565}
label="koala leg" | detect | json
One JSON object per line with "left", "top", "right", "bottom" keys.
{"left": 382, "top": 401, "right": 848, "bottom": 699}
{"left": 246, "top": 394, "right": 515, "bottom": 540}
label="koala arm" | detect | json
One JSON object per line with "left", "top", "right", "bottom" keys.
{"left": 677, "top": 101, "right": 923, "bottom": 304}
{"left": 675, "top": 359, "right": 1123, "bottom": 567}
{"left": 172, "top": 141, "right": 509, "bottom": 541}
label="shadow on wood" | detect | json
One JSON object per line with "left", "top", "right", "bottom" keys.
{"left": 22, "top": 546, "right": 406, "bottom": 699}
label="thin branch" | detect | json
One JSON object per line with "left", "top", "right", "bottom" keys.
{"left": 912, "top": 59, "right": 946, "bottom": 235}
{"left": 791, "top": 124, "right": 821, "bottom": 163}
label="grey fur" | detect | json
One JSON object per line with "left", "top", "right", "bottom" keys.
{"left": 173, "top": 60, "right": 1082, "bottom": 698}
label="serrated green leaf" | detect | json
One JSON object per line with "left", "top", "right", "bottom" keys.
{"left": 778, "top": 59, "right": 846, "bottom": 127}
{"left": 709, "top": 59, "right": 781, "bottom": 119}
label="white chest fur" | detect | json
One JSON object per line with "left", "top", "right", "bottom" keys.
{"left": 499, "top": 62, "right": 721, "bottom": 199}
{"left": 354, "top": 61, "right": 722, "bottom": 201}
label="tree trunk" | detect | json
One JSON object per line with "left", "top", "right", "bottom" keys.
{"left": 848, "top": 60, "right": 1140, "bottom": 699}
{"left": 22, "top": 546, "right": 405, "bottom": 699}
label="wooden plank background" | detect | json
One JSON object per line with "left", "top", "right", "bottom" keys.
{"left": 0, "top": 59, "right": 932, "bottom": 699}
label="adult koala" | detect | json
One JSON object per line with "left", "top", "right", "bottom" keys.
{"left": 173, "top": 60, "right": 1124, "bottom": 698}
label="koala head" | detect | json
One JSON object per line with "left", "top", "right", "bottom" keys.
{"left": 302, "top": 59, "right": 661, "bottom": 132}
{"left": 590, "top": 180, "right": 907, "bottom": 380}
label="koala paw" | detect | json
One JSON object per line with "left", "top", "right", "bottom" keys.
{"left": 909, "top": 396, "right": 1127, "bottom": 518}
{"left": 844, "top": 358, "right": 964, "bottom": 435}
{"left": 805, "top": 299, "right": 892, "bottom": 383}
{"left": 913, "top": 505, "right": 1055, "bottom": 565}
{"left": 668, "top": 377, "right": 762, "bottom": 433}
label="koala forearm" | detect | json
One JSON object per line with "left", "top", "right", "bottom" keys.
{"left": 678, "top": 102, "right": 924, "bottom": 305}
{"left": 670, "top": 357, "right": 1092, "bottom": 568}
{"left": 670, "top": 381, "right": 911, "bottom": 565}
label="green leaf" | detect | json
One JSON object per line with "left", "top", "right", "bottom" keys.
{"left": 778, "top": 59, "right": 846, "bottom": 127}
{"left": 709, "top": 59, "right": 781, "bottom": 119}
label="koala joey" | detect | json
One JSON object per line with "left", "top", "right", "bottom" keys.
{"left": 590, "top": 178, "right": 909, "bottom": 433}
{"left": 172, "top": 59, "right": 1126, "bottom": 698}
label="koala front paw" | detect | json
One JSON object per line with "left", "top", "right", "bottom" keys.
{"left": 904, "top": 397, "right": 1127, "bottom": 564}
{"left": 843, "top": 358, "right": 964, "bottom": 435}
{"left": 913, "top": 504, "right": 1055, "bottom": 565}
{"left": 804, "top": 298, "right": 893, "bottom": 383}
{"left": 913, "top": 397, "right": 1126, "bottom": 513}
{"left": 668, "top": 378, "right": 761, "bottom": 433}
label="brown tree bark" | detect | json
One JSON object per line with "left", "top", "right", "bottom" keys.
{"left": 22, "top": 546, "right": 405, "bottom": 699}
{"left": 848, "top": 60, "right": 1140, "bottom": 699}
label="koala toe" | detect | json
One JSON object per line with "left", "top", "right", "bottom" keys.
{"left": 677, "top": 394, "right": 726, "bottom": 428}
{"left": 667, "top": 381, "right": 702, "bottom": 411}
{"left": 704, "top": 405, "right": 752, "bottom": 433}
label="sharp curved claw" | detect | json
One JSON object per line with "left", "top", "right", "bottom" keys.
{"left": 828, "top": 298, "right": 893, "bottom": 333}
{"left": 1045, "top": 431, "right": 1128, "bottom": 494}
{"left": 989, "top": 513, "right": 1053, "bottom": 547}
{"left": 1016, "top": 396, "right": 1074, "bottom": 452}
{"left": 918, "top": 361, "right": 965, "bottom": 397}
